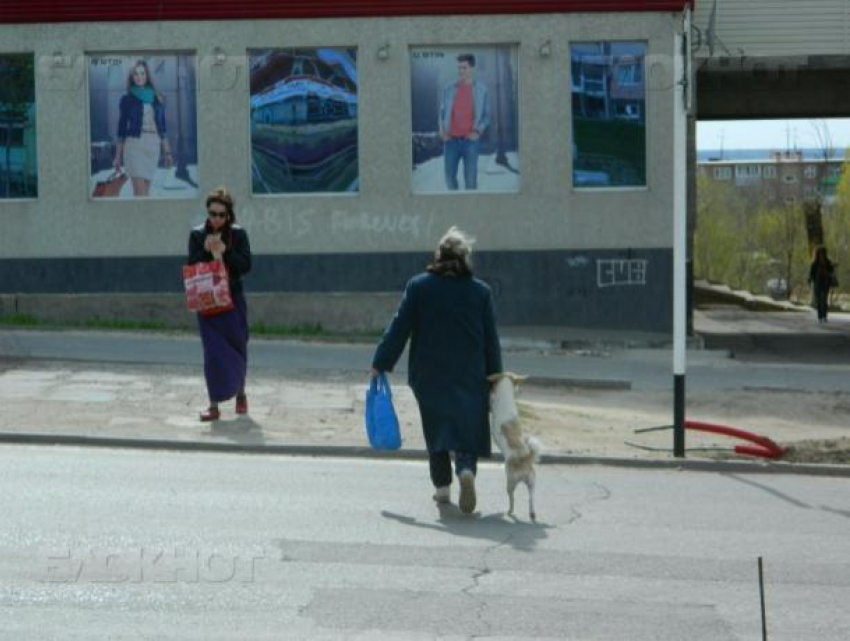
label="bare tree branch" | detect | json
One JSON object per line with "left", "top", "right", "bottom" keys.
{"left": 809, "top": 119, "right": 835, "bottom": 162}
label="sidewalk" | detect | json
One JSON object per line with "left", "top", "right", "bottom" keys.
{"left": 0, "top": 329, "right": 657, "bottom": 454}
{"left": 2, "top": 321, "right": 850, "bottom": 474}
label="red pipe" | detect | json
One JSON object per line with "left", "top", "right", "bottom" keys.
{"left": 685, "top": 420, "right": 786, "bottom": 460}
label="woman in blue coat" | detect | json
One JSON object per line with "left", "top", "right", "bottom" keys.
{"left": 371, "top": 227, "right": 502, "bottom": 514}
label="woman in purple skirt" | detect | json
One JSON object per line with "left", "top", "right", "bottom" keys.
{"left": 187, "top": 187, "right": 252, "bottom": 421}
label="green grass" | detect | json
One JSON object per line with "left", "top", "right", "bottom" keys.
{"left": 82, "top": 318, "right": 171, "bottom": 331}
{"left": 0, "top": 314, "right": 171, "bottom": 332}
{"left": 0, "top": 313, "right": 382, "bottom": 341}
{"left": 250, "top": 321, "right": 325, "bottom": 336}
{"left": 0, "top": 313, "right": 40, "bottom": 326}
{"left": 250, "top": 321, "right": 381, "bottom": 342}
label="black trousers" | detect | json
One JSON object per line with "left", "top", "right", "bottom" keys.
{"left": 428, "top": 451, "right": 478, "bottom": 487}
{"left": 815, "top": 286, "right": 829, "bottom": 320}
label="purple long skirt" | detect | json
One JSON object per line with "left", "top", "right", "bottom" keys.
{"left": 198, "top": 291, "right": 248, "bottom": 403}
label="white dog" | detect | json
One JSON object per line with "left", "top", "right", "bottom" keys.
{"left": 488, "top": 372, "right": 542, "bottom": 521}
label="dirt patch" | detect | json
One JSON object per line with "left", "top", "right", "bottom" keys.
{"left": 516, "top": 386, "right": 850, "bottom": 465}
{"left": 781, "top": 438, "right": 850, "bottom": 464}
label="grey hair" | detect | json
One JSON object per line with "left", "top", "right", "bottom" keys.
{"left": 427, "top": 226, "right": 475, "bottom": 277}
{"left": 437, "top": 226, "right": 475, "bottom": 260}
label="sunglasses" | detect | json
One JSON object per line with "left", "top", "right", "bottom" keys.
{"left": 207, "top": 210, "right": 228, "bottom": 219}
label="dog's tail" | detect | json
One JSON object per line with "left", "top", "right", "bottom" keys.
{"left": 525, "top": 436, "right": 543, "bottom": 462}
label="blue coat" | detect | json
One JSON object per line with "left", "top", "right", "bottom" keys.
{"left": 372, "top": 272, "right": 502, "bottom": 455}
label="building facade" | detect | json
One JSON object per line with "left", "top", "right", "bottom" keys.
{"left": 698, "top": 151, "right": 845, "bottom": 209}
{"left": 0, "top": 0, "right": 691, "bottom": 332}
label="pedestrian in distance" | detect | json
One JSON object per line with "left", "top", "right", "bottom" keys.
{"left": 113, "top": 59, "right": 173, "bottom": 197}
{"left": 809, "top": 245, "right": 837, "bottom": 323}
{"left": 370, "top": 226, "right": 503, "bottom": 514}
{"left": 439, "top": 53, "right": 490, "bottom": 190}
{"left": 187, "top": 187, "right": 252, "bottom": 421}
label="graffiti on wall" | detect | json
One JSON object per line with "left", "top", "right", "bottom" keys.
{"left": 597, "top": 258, "right": 647, "bottom": 288}
{"left": 232, "top": 203, "right": 436, "bottom": 245}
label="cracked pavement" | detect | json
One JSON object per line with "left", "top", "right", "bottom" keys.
{"left": 3, "top": 447, "right": 849, "bottom": 639}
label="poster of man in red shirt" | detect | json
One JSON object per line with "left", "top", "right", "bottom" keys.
{"left": 410, "top": 45, "right": 519, "bottom": 194}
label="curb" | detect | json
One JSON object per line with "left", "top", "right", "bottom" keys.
{"left": 500, "top": 336, "right": 705, "bottom": 353}
{"left": 2, "top": 432, "right": 849, "bottom": 478}
{"left": 528, "top": 376, "right": 631, "bottom": 391}
{"left": 0, "top": 352, "right": 633, "bottom": 392}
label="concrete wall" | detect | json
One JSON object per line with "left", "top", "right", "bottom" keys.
{"left": 0, "top": 12, "right": 682, "bottom": 330}
{"left": 0, "top": 292, "right": 401, "bottom": 332}
{"left": 0, "top": 248, "right": 673, "bottom": 329}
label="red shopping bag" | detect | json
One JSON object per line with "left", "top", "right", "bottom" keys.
{"left": 183, "top": 260, "right": 234, "bottom": 316}
{"left": 92, "top": 170, "right": 128, "bottom": 198}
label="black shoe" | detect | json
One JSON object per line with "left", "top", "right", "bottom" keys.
{"left": 458, "top": 471, "right": 476, "bottom": 514}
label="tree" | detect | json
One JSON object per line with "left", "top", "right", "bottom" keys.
{"left": 694, "top": 174, "right": 747, "bottom": 287}
{"left": 696, "top": 173, "right": 810, "bottom": 299}
{"left": 809, "top": 119, "right": 835, "bottom": 163}
{"left": 751, "top": 202, "right": 809, "bottom": 300}
{"left": 822, "top": 152, "right": 850, "bottom": 303}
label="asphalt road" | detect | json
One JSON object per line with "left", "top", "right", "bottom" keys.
{"left": 1, "top": 445, "right": 849, "bottom": 639}
{"left": 3, "top": 326, "right": 850, "bottom": 394}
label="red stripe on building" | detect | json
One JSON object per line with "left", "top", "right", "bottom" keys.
{"left": 1, "top": 1, "right": 693, "bottom": 24}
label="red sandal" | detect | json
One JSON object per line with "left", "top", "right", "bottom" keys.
{"left": 235, "top": 394, "right": 248, "bottom": 415}
{"left": 199, "top": 406, "right": 220, "bottom": 422}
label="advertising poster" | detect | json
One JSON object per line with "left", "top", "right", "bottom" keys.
{"left": 410, "top": 44, "right": 519, "bottom": 194}
{"left": 249, "top": 48, "right": 359, "bottom": 194}
{"left": 88, "top": 53, "right": 199, "bottom": 199}
{"left": 0, "top": 53, "right": 37, "bottom": 199}
{"left": 570, "top": 42, "right": 647, "bottom": 188}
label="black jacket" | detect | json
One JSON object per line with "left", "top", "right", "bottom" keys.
{"left": 187, "top": 224, "right": 252, "bottom": 294}
{"left": 809, "top": 259, "right": 835, "bottom": 291}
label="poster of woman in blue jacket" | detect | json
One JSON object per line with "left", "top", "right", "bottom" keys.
{"left": 88, "top": 53, "right": 198, "bottom": 199}
{"left": 410, "top": 45, "right": 519, "bottom": 194}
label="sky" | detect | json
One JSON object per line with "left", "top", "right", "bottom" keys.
{"left": 697, "top": 118, "right": 850, "bottom": 151}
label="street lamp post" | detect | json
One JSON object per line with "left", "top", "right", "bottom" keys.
{"left": 673, "top": 9, "right": 692, "bottom": 458}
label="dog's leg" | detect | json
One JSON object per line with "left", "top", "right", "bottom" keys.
{"left": 528, "top": 473, "right": 537, "bottom": 522}
{"left": 507, "top": 475, "right": 517, "bottom": 516}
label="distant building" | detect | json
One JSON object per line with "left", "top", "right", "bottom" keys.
{"left": 698, "top": 150, "right": 845, "bottom": 208}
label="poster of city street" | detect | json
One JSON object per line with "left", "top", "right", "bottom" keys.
{"left": 249, "top": 48, "right": 359, "bottom": 194}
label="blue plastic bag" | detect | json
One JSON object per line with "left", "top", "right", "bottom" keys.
{"left": 365, "top": 372, "right": 402, "bottom": 450}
